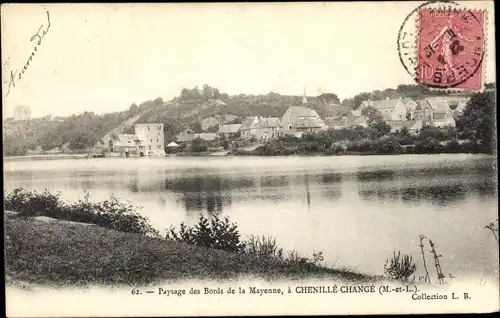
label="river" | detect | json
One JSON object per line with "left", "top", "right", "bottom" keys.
{"left": 3, "top": 154, "right": 498, "bottom": 280}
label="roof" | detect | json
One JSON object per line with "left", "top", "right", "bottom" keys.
{"left": 115, "top": 134, "right": 141, "bottom": 146}
{"left": 359, "top": 101, "right": 370, "bottom": 109}
{"left": 371, "top": 99, "right": 402, "bottom": 110}
{"left": 285, "top": 106, "right": 320, "bottom": 118}
{"left": 414, "top": 100, "right": 433, "bottom": 111}
{"left": 424, "top": 98, "right": 450, "bottom": 112}
{"left": 217, "top": 124, "right": 242, "bottom": 134}
{"left": 240, "top": 116, "right": 259, "bottom": 130}
{"left": 196, "top": 133, "right": 217, "bottom": 141}
{"left": 258, "top": 117, "right": 281, "bottom": 128}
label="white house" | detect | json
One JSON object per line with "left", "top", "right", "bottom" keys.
{"left": 134, "top": 123, "right": 165, "bottom": 156}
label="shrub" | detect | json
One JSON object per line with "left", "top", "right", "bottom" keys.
{"left": 68, "top": 192, "right": 159, "bottom": 236}
{"left": 245, "top": 235, "right": 284, "bottom": 259}
{"left": 384, "top": 251, "right": 417, "bottom": 282}
{"left": 166, "top": 214, "right": 246, "bottom": 253}
{"left": 4, "top": 188, "right": 159, "bottom": 236}
{"left": 4, "top": 188, "right": 64, "bottom": 218}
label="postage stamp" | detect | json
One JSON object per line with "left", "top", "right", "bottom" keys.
{"left": 416, "top": 8, "right": 486, "bottom": 91}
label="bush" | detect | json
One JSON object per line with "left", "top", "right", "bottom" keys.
{"left": 190, "top": 137, "right": 207, "bottom": 152}
{"left": 414, "top": 137, "right": 443, "bottom": 154}
{"left": 4, "top": 188, "right": 159, "bottom": 236}
{"left": 166, "top": 214, "right": 246, "bottom": 253}
{"left": 245, "top": 235, "right": 284, "bottom": 259}
{"left": 384, "top": 251, "right": 417, "bottom": 282}
{"left": 4, "top": 188, "right": 63, "bottom": 218}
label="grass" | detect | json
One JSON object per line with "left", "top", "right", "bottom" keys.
{"left": 4, "top": 214, "right": 374, "bottom": 287}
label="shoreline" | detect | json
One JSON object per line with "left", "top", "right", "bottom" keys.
{"left": 4, "top": 211, "right": 377, "bottom": 287}
{"left": 3, "top": 151, "right": 494, "bottom": 161}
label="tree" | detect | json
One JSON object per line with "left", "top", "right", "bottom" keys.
{"left": 202, "top": 84, "right": 213, "bottom": 100}
{"left": 181, "top": 88, "right": 191, "bottom": 100}
{"left": 456, "top": 90, "right": 495, "bottom": 153}
{"left": 190, "top": 122, "right": 203, "bottom": 133}
{"left": 318, "top": 93, "right": 340, "bottom": 104}
{"left": 368, "top": 120, "right": 391, "bottom": 139}
{"left": 361, "top": 106, "right": 383, "bottom": 123}
{"left": 352, "top": 92, "right": 372, "bottom": 110}
{"left": 129, "top": 103, "right": 138, "bottom": 113}
{"left": 341, "top": 98, "right": 354, "bottom": 108}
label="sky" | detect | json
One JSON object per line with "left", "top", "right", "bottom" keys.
{"left": 1, "top": 2, "right": 496, "bottom": 118}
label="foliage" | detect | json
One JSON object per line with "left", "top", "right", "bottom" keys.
{"left": 4, "top": 188, "right": 159, "bottom": 236}
{"left": 413, "top": 137, "right": 443, "bottom": 154}
{"left": 361, "top": 106, "right": 382, "bottom": 123}
{"left": 368, "top": 120, "right": 391, "bottom": 138}
{"left": 165, "top": 214, "right": 246, "bottom": 253}
{"left": 245, "top": 235, "right": 284, "bottom": 259}
{"left": 190, "top": 137, "right": 208, "bottom": 152}
{"left": 456, "top": 90, "right": 495, "bottom": 153}
{"left": 384, "top": 251, "right": 417, "bottom": 282}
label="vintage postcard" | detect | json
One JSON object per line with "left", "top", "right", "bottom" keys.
{"left": 2, "top": 1, "right": 498, "bottom": 316}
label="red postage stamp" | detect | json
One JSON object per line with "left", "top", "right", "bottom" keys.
{"left": 416, "top": 8, "right": 486, "bottom": 91}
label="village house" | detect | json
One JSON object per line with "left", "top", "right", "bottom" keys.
{"left": 413, "top": 100, "right": 434, "bottom": 122}
{"left": 239, "top": 116, "right": 260, "bottom": 139}
{"left": 417, "top": 98, "right": 456, "bottom": 127}
{"left": 371, "top": 97, "right": 408, "bottom": 121}
{"left": 255, "top": 117, "right": 281, "bottom": 140}
{"left": 444, "top": 96, "right": 470, "bottom": 118}
{"left": 281, "top": 106, "right": 324, "bottom": 134}
{"left": 112, "top": 134, "right": 143, "bottom": 157}
{"left": 134, "top": 123, "right": 166, "bottom": 156}
{"left": 217, "top": 124, "right": 242, "bottom": 139}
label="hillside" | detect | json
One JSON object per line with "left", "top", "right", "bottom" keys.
{"left": 3, "top": 83, "right": 494, "bottom": 156}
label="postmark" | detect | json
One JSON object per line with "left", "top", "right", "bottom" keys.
{"left": 397, "top": 1, "right": 487, "bottom": 92}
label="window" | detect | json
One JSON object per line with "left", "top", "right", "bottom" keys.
{"left": 149, "top": 145, "right": 151, "bottom": 150}
{"left": 157, "top": 145, "right": 162, "bottom": 149}
{"left": 147, "top": 126, "right": 150, "bottom": 131}
{"left": 158, "top": 126, "right": 161, "bottom": 130}
{"left": 157, "top": 139, "right": 159, "bottom": 142}
{"left": 150, "top": 139, "right": 152, "bottom": 143}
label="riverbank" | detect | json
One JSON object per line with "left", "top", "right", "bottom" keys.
{"left": 4, "top": 212, "right": 375, "bottom": 287}
{"left": 3, "top": 154, "right": 88, "bottom": 161}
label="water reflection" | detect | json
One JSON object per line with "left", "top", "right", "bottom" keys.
{"left": 359, "top": 183, "right": 470, "bottom": 206}
{"left": 356, "top": 170, "right": 396, "bottom": 182}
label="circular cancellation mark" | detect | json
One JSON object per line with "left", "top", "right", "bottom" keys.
{"left": 397, "top": 0, "right": 485, "bottom": 90}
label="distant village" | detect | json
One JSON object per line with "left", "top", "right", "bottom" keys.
{"left": 81, "top": 93, "right": 469, "bottom": 158}
{"left": 11, "top": 91, "right": 470, "bottom": 158}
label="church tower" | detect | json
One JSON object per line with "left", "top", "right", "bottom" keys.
{"left": 302, "top": 87, "right": 308, "bottom": 105}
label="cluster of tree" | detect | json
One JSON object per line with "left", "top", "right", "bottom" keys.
{"left": 180, "top": 84, "right": 229, "bottom": 101}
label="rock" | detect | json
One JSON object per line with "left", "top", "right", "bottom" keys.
{"left": 34, "top": 216, "right": 58, "bottom": 223}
